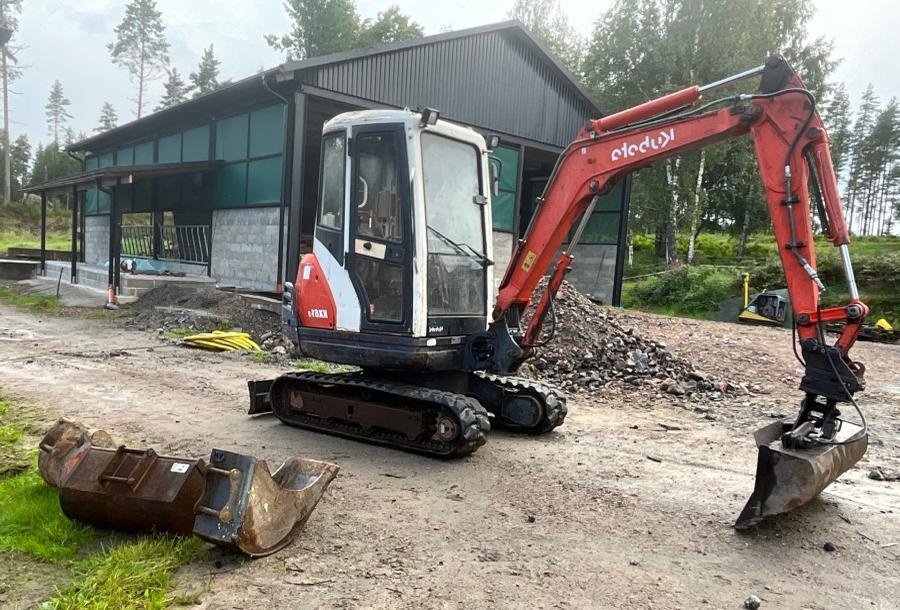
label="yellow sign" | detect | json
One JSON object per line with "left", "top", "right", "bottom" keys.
{"left": 522, "top": 250, "right": 537, "bottom": 272}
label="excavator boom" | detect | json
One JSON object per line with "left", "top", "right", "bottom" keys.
{"left": 489, "top": 55, "right": 868, "bottom": 528}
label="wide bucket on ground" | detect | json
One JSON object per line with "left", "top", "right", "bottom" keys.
{"left": 735, "top": 418, "right": 867, "bottom": 529}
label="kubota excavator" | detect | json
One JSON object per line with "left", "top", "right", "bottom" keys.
{"left": 250, "top": 56, "right": 869, "bottom": 528}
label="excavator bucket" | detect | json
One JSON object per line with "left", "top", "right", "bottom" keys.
{"left": 193, "top": 449, "right": 339, "bottom": 557}
{"left": 735, "top": 419, "right": 867, "bottom": 529}
{"left": 38, "top": 419, "right": 115, "bottom": 488}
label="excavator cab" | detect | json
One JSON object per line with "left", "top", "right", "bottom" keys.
{"left": 283, "top": 109, "right": 494, "bottom": 371}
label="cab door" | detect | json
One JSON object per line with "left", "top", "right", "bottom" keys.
{"left": 346, "top": 124, "right": 412, "bottom": 333}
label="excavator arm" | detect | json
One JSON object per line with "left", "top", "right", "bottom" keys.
{"left": 478, "top": 55, "right": 870, "bottom": 528}
{"left": 492, "top": 56, "right": 867, "bottom": 408}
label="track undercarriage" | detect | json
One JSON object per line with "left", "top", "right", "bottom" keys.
{"left": 248, "top": 370, "right": 567, "bottom": 458}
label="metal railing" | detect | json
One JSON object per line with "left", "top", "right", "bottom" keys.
{"left": 121, "top": 224, "right": 211, "bottom": 265}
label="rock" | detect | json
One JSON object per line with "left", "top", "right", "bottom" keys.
{"left": 823, "top": 542, "right": 836, "bottom": 552}
{"left": 666, "top": 383, "right": 687, "bottom": 396}
{"left": 744, "top": 594, "right": 762, "bottom": 609}
{"left": 868, "top": 467, "right": 898, "bottom": 481}
{"left": 527, "top": 515, "right": 536, "bottom": 523}
{"left": 272, "top": 345, "right": 287, "bottom": 355}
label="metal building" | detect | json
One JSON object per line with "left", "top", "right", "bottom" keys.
{"left": 26, "top": 21, "right": 629, "bottom": 303}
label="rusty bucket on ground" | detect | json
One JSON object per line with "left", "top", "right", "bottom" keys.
{"left": 193, "top": 449, "right": 339, "bottom": 557}
{"left": 37, "top": 421, "right": 339, "bottom": 557}
{"left": 735, "top": 419, "right": 868, "bottom": 529}
{"left": 38, "top": 419, "right": 115, "bottom": 488}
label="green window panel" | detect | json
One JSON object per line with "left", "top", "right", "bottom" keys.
{"left": 134, "top": 141, "right": 154, "bottom": 164}
{"left": 85, "top": 188, "right": 98, "bottom": 215}
{"left": 98, "top": 188, "right": 111, "bottom": 214}
{"left": 116, "top": 147, "right": 134, "bottom": 166}
{"left": 85, "top": 156, "right": 98, "bottom": 170}
{"left": 182, "top": 125, "right": 210, "bottom": 162}
{"left": 596, "top": 180, "right": 624, "bottom": 212}
{"left": 581, "top": 212, "right": 621, "bottom": 245}
{"left": 247, "top": 156, "right": 283, "bottom": 204}
{"left": 216, "top": 114, "right": 249, "bottom": 162}
{"left": 158, "top": 133, "right": 182, "bottom": 163}
{"left": 215, "top": 162, "right": 247, "bottom": 206}
{"left": 249, "top": 105, "right": 285, "bottom": 158}
{"left": 489, "top": 145, "right": 520, "bottom": 232}
{"left": 99, "top": 152, "right": 114, "bottom": 168}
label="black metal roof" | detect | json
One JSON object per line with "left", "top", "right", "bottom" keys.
{"left": 70, "top": 21, "right": 600, "bottom": 153}
{"left": 24, "top": 161, "right": 222, "bottom": 196}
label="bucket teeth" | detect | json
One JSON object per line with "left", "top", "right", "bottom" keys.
{"left": 735, "top": 419, "right": 867, "bottom": 529}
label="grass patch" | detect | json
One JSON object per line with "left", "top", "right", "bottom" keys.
{"left": 292, "top": 358, "right": 340, "bottom": 373}
{"left": 46, "top": 536, "right": 202, "bottom": 609}
{"left": 164, "top": 327, "right": 197, "bottom": 340}
{"left": 246, "top": 351, "right": 270, "bottom": 365}
{"left": 0, "top": 468, "right": 94, "bottom": 562}
{"left": 0, "top": 286, "right": 60, "bottom": 314}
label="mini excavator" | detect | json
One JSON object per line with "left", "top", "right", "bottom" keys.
{"left": 250, "top": 56, "right": 870, "bottom": 527}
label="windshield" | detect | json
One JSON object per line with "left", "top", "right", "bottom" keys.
{"left": 421, "top": 132, "right": 485, "bottom": 317}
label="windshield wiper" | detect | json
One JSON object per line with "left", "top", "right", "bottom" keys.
{"left": 427, "top": 225, "right": 493, "bottom": 267}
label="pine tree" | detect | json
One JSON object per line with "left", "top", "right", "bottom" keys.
{"left": 45, "top": 80, "right": 73, "bottom": 144}
{"left": 157, "top": 68, "right": 189, "bottom": 109}
{"left": 822, "top": 84, "right": 852, "bottom": 175}
{"left": 845, "top": 84, "right": 880, "bottom": 232}
{"left": 0, "top": 0, "right": 23, "bottom": 203}
{"left": 190, "top": 45, "right": 220, "bottom": 97}
{"left": 108, "top": 0, "right": 170, "bottom": 118}
{"left": 96, "top": 102, "right": 119, "bottom": 133}
{"left": 8, "top": 132, "right": 29, "bottom": 199}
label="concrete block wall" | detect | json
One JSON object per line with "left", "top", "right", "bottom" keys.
{"left": 491, "top": 232, "right": 514, "bottom": 295}
{"left": 84, "top": 215, "right": 110, "bottom": 266}
{"left": 210, "top": 206, "right": 281, "bottom": 291}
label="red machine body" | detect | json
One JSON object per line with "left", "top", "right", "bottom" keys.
{"left": 294, "top": 254, "right": 337, "bottom": 330}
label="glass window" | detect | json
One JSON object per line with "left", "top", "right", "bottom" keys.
{"left": 99, "top": 152, "right": 114, "bottom": 168}
{"left": 318, "top": 134, "right": 345, "bottom": 230}
{"left": 158, "top": 133, "right": 181, "bottom": 163}
{"left": 116, "top": 146, "right": 134, "bottom": 166}
{"left": 85, "top": 156, "right": 98, "bottom": 170}
{"left": 355, "top": 133, "right": 402, "bottom": 241}
{"left": 249, "top": 105, "right": 284, "bottom": 158}
{"left": 134, "top": 141, "right": 154, "bottom": 164}
{"left": 356, "top": 258, "right": 403, "bottom": 322}
{"left": 182, "top": 125, "right": 210, "bottom": 162}
{"left": 489, "top": 145, "right": 519, "bottom": 232}
{"left": 215, "top": 163, "right": 247, "bottom": 206}
{"left": 216, "top": 114, "right": 248, "bottom": 162}
{"left": 421, "top": 133, "right": 485, "bottom": 315}
{"left": 247, "top": 156, "right": 282, "bottom": 204}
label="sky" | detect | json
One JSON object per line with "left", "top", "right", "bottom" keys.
{"left": 8, "top": 0, "right": 900, "bottom": 148}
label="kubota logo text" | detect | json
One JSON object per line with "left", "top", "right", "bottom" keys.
{"left": 611, "top": 128, "right": 676, "bottom": 162}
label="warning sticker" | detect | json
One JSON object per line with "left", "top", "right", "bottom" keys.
{"left": 170, "top": 462, "right": 190, "bottom": 474}
{"left": 522, "top": 251, "right": 537, "bottom": 272}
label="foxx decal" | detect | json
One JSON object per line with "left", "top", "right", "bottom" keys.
{"left": 611, "top": 128, "right": 676, "bottom": 162}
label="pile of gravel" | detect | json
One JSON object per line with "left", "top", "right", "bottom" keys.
{"left": 519, "top": 281, "right": 737, "bottom": 400}
{"left": 128, "top": 284, "right": 281, "bottom": 343}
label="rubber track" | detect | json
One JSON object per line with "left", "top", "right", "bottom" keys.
{"left": 269, "top": 372, "right": 490, "bottom": 458}
{"left": 474, "top": 371, "right": 568, "bottom": 434}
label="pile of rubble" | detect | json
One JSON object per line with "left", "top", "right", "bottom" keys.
{"left": 128, "top": 284, "right": 281, "bottom": 344}
{"left": 520, "top": 282, "right": 737, "bottom": 400}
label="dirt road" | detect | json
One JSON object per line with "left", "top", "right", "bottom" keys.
{"left": 1, "top": 303, "right": 897, "bottom": 609}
